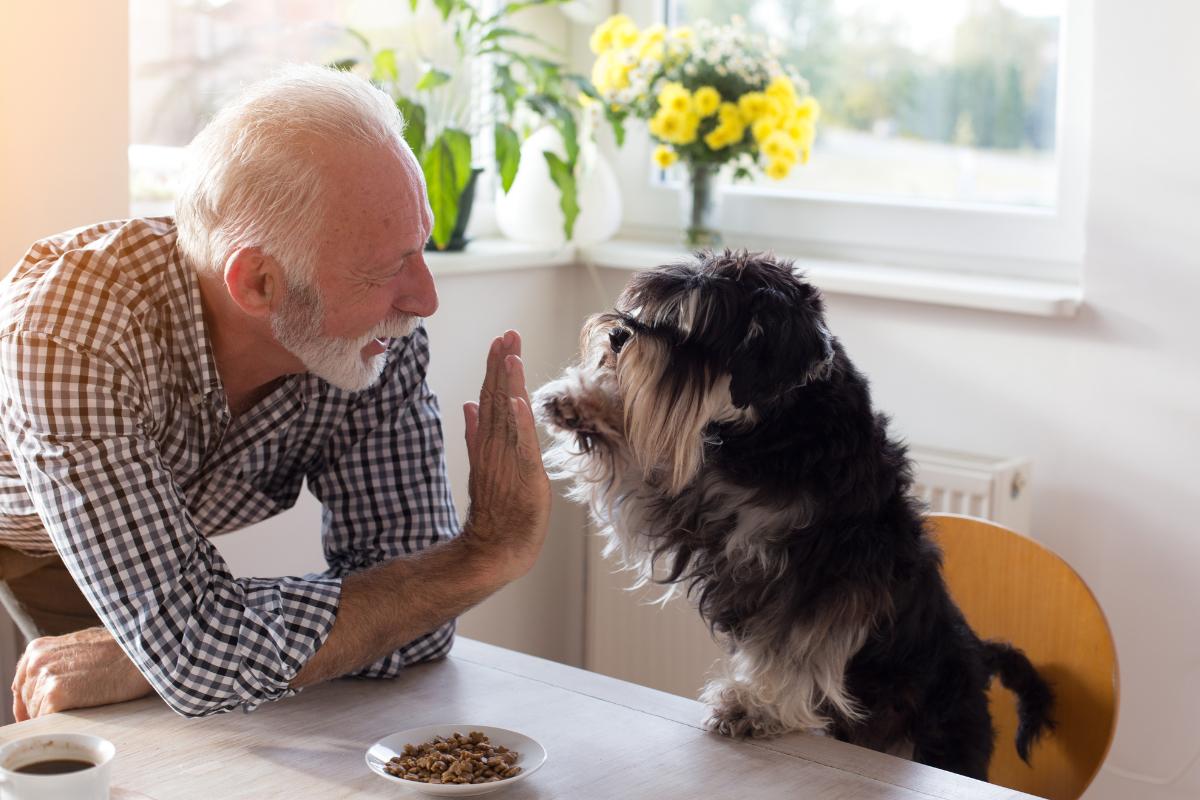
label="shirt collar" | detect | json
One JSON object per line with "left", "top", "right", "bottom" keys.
{"left": 175, "top": 244, "right": 225, "bottom": 401}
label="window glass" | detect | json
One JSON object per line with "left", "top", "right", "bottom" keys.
{"left": 129, "top": 0, "right": 461, "bottom": 215}
{"left": 668, "top": 0, "right": 1065, "bottom": 208}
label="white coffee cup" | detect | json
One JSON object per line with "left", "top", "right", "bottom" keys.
{"left": 0, "top": 733, "right": 114, "bottom": 800}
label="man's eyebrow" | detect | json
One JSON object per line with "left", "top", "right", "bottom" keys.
{"left": 381, "top": 244, "right": 421, "bottom": 271}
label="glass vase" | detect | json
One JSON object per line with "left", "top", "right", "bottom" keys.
{"left": 680, "top": 163, "right": 723, "bottom": 249}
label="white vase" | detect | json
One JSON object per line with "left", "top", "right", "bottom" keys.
{"left": 495, "top": 126, "right": 622, "bottom": 248}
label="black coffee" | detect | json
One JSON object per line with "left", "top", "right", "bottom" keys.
{"left": 13, "top": 758, "right": 95, "bottom": 775}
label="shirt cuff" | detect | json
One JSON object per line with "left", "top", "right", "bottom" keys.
{"left": 235, "top": 574, "right": 342, "bottom": 712}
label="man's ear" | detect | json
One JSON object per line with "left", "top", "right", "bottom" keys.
{"left": 224, "top": 247, "right": 283, "bottom": 318}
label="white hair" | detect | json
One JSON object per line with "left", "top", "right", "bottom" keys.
{"left": 175, "top": 64, "right": 411, "bottom": 284}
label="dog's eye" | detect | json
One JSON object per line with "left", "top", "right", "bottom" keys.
{"left": 609, "top": 326, "right": 631, "bottom": 354}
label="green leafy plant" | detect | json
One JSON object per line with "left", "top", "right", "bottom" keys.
{"left": 338, "top": 0, "right": 595, "bottom": 250}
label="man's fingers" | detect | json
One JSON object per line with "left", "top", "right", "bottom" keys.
{"left": 482, "top": 335, "right": 504, "bottom": 397}
{"left": 463, "top": 401, "right": 481, "bottom": 469}
{"left": 504, "top": 354, "right": 532, "bottom": 408}
{"left": 512, "top": 396, "right": 543, "bottom": 471}
{"left": 476, "top": 337, "right": 499, "bottom": 431}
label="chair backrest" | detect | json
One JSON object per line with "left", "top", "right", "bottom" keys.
{"left": 927, "top": 513, "right": 1118, "bottom": 800}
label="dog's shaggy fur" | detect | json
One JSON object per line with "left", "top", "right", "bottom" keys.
{"left": 533, "top": 250, "right": 1054, "bottom": 780}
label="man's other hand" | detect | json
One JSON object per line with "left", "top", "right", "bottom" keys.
{"left": 461, "top": 330, "right": 552, "bottom": 587}
{"left": 12, "top": 626, "right": 154, "bottom": 720}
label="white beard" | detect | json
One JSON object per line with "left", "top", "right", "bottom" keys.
{"left": 271, "top": 280, "right": 419, "bottom": 391}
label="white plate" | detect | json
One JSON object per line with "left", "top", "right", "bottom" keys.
{"left": 365, "top": 724, "right": 547, "bottom": 796}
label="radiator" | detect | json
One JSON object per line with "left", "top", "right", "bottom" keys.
{"left": 583, "top": 446, "right": 1034, "bottom": 700}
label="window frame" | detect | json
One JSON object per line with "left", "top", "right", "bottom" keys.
{"left": 605, "top": 0, "right": 1093, "bottom": 282}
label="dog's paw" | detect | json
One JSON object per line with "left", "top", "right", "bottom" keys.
{"left": 706, "top": 702, "right": 753, "bottom": 738}
{"left": 537, "top": 393, "right": 582, "bottom": 431}
{"left": 705, "top": 703, "right": 782, "bottom": 739}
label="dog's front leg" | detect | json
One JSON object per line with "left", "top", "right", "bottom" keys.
{"left": 701, "top": 676, "right": 793, "bottom": 739}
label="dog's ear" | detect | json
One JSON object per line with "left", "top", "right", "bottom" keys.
{"left": 618, "top": 333, "right": 728, "bottom": 496}
{"left": 728, "top": 284, "right": 835, "bottom": 408}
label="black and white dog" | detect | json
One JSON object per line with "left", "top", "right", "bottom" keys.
{"left": 533, "top": 250, "right": 1053, "bottom": 780}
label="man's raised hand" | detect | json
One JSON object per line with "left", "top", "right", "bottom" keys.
{"left": 461, "top": 330, "right": 551, "bottom": 587}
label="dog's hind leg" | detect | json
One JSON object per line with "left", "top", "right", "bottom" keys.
{"left": 909, "top": 686, "right": 995, "bottom": 781}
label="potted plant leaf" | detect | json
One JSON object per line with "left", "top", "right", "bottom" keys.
{"left": 335, "top": 0, "right": 600, "bottom": 251}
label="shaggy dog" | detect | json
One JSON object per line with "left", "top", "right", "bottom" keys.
{"left": 533, "top": 250, "right": 1053, "bottom": 780}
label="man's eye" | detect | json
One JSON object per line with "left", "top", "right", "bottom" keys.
{"left": 609, "top": 327, "right": 630, "bottom": 353}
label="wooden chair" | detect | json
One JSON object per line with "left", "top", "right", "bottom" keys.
{"left": 927, "top": 513, "right": 1118, "bottom": 800}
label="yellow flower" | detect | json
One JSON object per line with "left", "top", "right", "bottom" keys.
{"left": 591, "top": 53, "right": 613, "bottom": 94}
{"left": 794, "top": 95, "right": 822, "bottom": 122}
{"left": 704, "top": 128, "right": 730, "bottom": 150}
{"left": 653, "top": 145, "right": 678, "bottom": 168}
{"left": 751, "top": 118, "right": 776, "bottom": 143}
{"left": 673, "top": 25, "right": 695, "bottom": 42}
{"left": 613, "top": 18, "right": 640, "bottom": 49}
{"left": 693, "top": 86, "right": 721, "bottom": 118}
{"left": 718, "top": 102, "right": 742, "bottom": 125}
{"left": 611, "top": 62, "right": 632, "bottom": 91}
{"left": 762, "top": 96, "right": 785, "bottom": 124}
{"left": 765, "top": 159, "right": 791, "bottom": 180}
{"left": 737, "top": 91, "right": 768, "bottom": 122}
{"left": 648, "top": 111, "right": 668, "bottom": 139}
{"left": 762, "top": 130, "right": 797, "bottom": 162}
{"left": 592, "top": 52, "right": 631, "bottom": 96}
{"left": 657, "top": 82, "right": 692, "bottom": 115}
{"left": 637, "top": 24, "right": 666, "bottom": 58}
{"left": 651, "top": 109, "right": 700, "bottom": 146}
{"left": 786, "top": 119, "right": 815, "bottom": 149}
{"left": 651, "top": 110, "right": 689, "bottom": 143}
{"left": 589, "top": 27, "right": 614, "bottom": 54}
{"left": 766, "top": 75, "right": 798, "bottom": 104}
{"left": 590, "top": 14, "right": 639, "bottom": 54}
{"left": 675, "top": 111, "right": 700, "bottom": 145}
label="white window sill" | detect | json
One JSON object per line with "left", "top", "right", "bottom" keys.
{"left": 427, "top": 237, "right": 1083, "bottom": 318}
{"left": 580, "top": 239, "right": 1083, "bottom": 319}
{"left": 425, "top": 238, "right": 575, "bottom": 276}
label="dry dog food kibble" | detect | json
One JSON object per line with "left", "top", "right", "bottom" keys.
{"left": 385, "top": 731, "right": 522, "bottom": 785}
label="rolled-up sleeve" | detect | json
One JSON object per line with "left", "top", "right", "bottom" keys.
{"left": 0, "top": 331, "right": 341, "bottom": 716}
{"left": 305, "top": 328, "right": 460, "bottom": 678}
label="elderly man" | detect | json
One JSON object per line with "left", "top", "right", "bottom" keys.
{"left": 0, "top": 65, "right": 550, "bottom": 720}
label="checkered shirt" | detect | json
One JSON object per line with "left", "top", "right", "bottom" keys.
{"left": 0, "top": 217, "right": 459, "bottom": 716}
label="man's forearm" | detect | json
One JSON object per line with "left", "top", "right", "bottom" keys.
{"left": 293, "top": 332, "right": 550, "bottom": 690}
{"left": 289, "top": 534, "right": 504, "bottom": 688}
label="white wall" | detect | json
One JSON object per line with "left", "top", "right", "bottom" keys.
{"left": 0, "top": 1, "right": 130, "bottom": 268}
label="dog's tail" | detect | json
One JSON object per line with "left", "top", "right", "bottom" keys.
{"left": 983, "top": 640, "right": 1056, "bottom": 763}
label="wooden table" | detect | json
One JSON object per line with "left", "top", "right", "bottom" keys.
{"left": 0, "top": 638, "right": 1042, "bottom": 799}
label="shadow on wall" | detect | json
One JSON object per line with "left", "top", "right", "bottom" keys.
{"left": 0, "top": 609, "right": 21, "bottom": 725}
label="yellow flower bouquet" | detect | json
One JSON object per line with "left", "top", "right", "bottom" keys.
{"left": 590, "top": 15, "right": 819, "bottom": 246}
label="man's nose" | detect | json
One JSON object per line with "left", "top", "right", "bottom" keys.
{"left": 396, "top": 253, "right": 438, "bottom": 318}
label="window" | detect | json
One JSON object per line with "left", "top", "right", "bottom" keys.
{"left": 128, "top": 0, "right": 481, "bottom": 217}
{"left": 611, "top": 0, "right": 1091, "bottom": 279}
{"left": 129, "top": 1, "right": 348, "bottom": 215}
